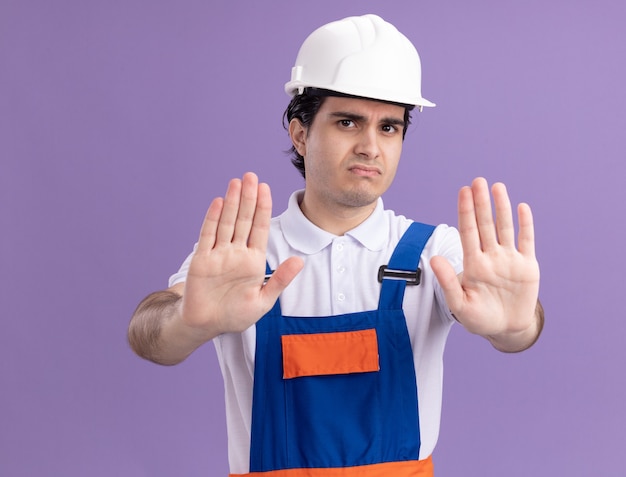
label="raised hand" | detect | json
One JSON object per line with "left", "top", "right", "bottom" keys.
{"left": 430, "top": 178, "right": 542, "bottom": 352}
{"left": 181, "top": 172, "right": 304, "bottom": 337}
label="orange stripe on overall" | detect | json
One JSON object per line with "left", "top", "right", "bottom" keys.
{"left": 230, "top": 456, "right": 433, "bottom": 477}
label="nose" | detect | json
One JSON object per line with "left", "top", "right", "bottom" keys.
{"left": 354, "top": 126, "right": 380, "bottom": 159}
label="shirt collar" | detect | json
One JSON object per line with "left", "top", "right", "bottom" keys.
{"left": 279, "top": 190, "right": 388, "bottom": 254}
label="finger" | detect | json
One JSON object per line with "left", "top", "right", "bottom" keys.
{"left": 492, "top": 182, "right": 515, "bottom": 247}
{"left": 215, "top": 178, "right": 242, "bottom": 244}
{"left": 261, "top": 256, "right": 304, "bottom": 304}
{"left": 232, "top": 172, "right": 260, "bottom": 245}
{"left": 457, "top": 185, "right": 481, "bottom": 258}
{"left": 471, "top": 177, "right": 498, "bottom": 250}
{"left": 196, "top": 197, "right": 223, "bottom": 253}
{"left": 248, "top": 181, "right": 272, "bottom": 251}
{"left": 517, "top": 202, "right": 536, "bottom": 257}
{"left": 430, "top": 256, "right": 464, "bottom": 315}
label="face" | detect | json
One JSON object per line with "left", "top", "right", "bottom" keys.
{"left": 290, "top": 96, "right": 405, "bottom": 222}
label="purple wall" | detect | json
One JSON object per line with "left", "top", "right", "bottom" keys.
{"left": 2, "top": 1, "right": 625, "bottom": 475}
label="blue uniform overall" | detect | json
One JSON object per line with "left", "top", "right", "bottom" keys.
{"left": 244, "top": 223, "right": 435, "bottom": 477}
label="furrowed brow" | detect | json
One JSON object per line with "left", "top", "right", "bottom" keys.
{"left": 329, "top": 111, "right": 368, "bottom": 122}
{"left": 380, "top": 116, "right": 406, "bottom": 128}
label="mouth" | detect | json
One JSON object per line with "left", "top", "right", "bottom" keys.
{"left": 348, "top": 165, "right": 382, "bottom": 177}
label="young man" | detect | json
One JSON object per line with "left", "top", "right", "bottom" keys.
{"left": 128, "top": 14, "right": 543, "bottom": 477}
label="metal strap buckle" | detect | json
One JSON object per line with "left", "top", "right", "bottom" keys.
{"left": 377, "top": 265, "right": 422, "bottom": 286}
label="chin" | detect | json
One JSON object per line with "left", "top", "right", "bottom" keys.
{"left": 340, "top": 189, "right": 381, "bottom": 208}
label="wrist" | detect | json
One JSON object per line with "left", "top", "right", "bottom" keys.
{"left": 488, "top": 300, "right": 544, "bottom": 353}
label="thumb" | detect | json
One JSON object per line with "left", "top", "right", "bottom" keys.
{"left": 261, "top": 256, "right": 304, "bottom": 304}
{"left": 430, "top": 256, "right": 463, "bottom": 315}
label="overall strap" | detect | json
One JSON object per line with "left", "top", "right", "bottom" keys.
{"left": 378, "top": 222, "right": 436, "bottom": 310}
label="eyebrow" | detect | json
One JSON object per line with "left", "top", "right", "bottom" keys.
{"left": 329, "top": 111, "right": 406, "bottom": 128}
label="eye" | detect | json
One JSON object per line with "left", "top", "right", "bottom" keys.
{"left": 381, "top": 124, "right": 399, "bottom": 134}
{"left": 338, "top": 119, "right": 355, "bottom": 128}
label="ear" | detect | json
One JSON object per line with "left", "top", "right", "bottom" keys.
{"left": 288, "top": 118, "right": 307, "bottom": 157}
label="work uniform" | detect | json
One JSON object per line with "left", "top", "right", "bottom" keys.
{"left": 169, "top": 190, "right": 463, "bottom": 476}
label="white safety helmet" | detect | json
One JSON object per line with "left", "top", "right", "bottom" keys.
{"left": 284, "top": 14, "right": 435, "bottom": 110}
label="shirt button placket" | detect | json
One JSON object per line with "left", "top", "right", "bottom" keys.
{"left": 332, "top": 240, "right": 349, "bottom": 312}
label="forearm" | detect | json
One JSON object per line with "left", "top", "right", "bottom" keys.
{"left": 128, "top": 285, "right": 214, "bottom": 365}
{"left": 487, "top": 300, "right": 545, "bottom": 353}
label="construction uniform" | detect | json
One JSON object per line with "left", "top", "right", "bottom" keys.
{"left": 169, "top": 191, "right": 463, "bottom": 476}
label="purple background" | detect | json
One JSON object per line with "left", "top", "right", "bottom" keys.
{"left": 2, "top": 1, "right": 625, "bottom": 475}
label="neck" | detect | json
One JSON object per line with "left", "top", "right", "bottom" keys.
{"left": 299, "top": 193, "right": 378, "bottom": 236}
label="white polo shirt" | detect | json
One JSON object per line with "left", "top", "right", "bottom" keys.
{"left": 169, "top": 190, "right": 463, "bottom": 474}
